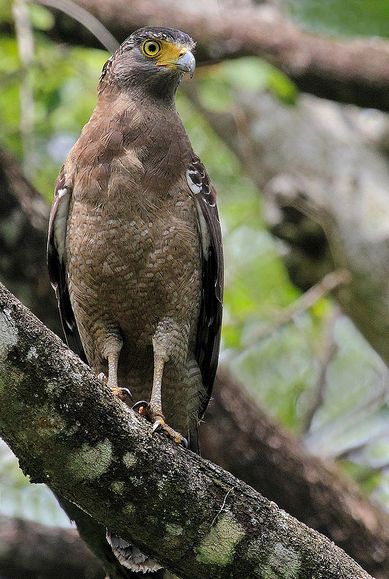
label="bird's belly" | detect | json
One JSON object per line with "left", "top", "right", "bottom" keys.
{"left": 66, "top": 201, "right": 201, "bottom": 364}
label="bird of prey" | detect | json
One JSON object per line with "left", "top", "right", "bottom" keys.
{"left": 47, "top": 26, "right": 223, "bottom": 573}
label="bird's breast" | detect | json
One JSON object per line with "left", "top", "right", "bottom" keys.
{"left": 66, "top": 190, "right": 201, "bottom": 343}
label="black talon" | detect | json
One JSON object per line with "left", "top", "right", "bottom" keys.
{"left": 111, "top": 386, "right": 133, "bottom": 404}
{"left": 181, "top": 437, "right": 189, "bottom": 449}
{"left": 152, "top": 419, "right": 163, "bottom": 433}
{"left": 131, "top": 400, "right": 149, "bottom": 413}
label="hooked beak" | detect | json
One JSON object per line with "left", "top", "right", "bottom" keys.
{"left": 175, "top": 50, "right": 196, "bottom": 77}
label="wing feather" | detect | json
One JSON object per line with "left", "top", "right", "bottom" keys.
{"left": 187, "top": 156, "right": 223, "bottom": 419}
{"left": 47, "top": 168, "right": 86, "bottom": 361}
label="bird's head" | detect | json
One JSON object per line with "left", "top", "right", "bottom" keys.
{"left": 99, "top": 27, "right": 196, "bottom": 102}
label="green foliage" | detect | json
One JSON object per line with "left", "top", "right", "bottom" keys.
{"left": 0, "top": 6, "right": 107, "bottom": 198}
{"left": 0, "top": 0, "right": 12, "bottom": 21}
{"left": 28, "top": 4, "right": 55, "bottom": 31}
{"left": 195, "top": 57, "right": 297, "bottom": 111}
{"left": 280, "top": 0, "right": 389, "bottom": 38}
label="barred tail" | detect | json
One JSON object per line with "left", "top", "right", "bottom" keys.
{"left": 106, "top": 529, "right": 163, "bottom": 575}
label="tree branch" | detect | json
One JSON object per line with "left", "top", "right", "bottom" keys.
{"left": 240, "top": 269, "right": 350, "bottom": 346}
{"left": 0, "top": 515, "right": 104, "bottom": 579}
{"left": 54, "top": 496, "right": 163, "bottom": 578}
{"left": 0, "top": 282, "right": 372, "bottom": 578}
{"left": 36, "top": 0, "right": 389, "bottom": 112}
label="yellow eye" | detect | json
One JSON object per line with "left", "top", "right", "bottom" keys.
{"left": 142, "top": 40, "right": 162, "bottom": 57}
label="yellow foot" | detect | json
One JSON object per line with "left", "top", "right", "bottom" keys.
{"left": 152, "top": 416, "right": 188, "bottom": 447}
{"left": 98, "top": 372, "right": 132, "bottom": 403}
{"left": 132, "top": 402, "right": 188, "bottom": 447}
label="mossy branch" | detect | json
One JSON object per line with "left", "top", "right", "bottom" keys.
{"left": 0, "top": 282, "right": 371, "bottom": 578}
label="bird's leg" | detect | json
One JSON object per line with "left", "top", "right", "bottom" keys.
{"left": 133, "top": 335, "right": 187, "bottom": 447}
{"left": 148, "top": 352, "right": 166, "bottom": 421}
{"left": 148, "top": 352, "right": 187, "bottom": 447}
{"left": 106, "top": 349, "right": 132, "bottom": 404}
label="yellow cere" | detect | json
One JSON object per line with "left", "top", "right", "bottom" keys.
{"left": 142, "top": 39, "right": 189, "bottom": 69}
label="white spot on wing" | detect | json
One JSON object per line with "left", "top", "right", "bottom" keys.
{"left": 186, "top": 169, "right": 202, "bottom": 194}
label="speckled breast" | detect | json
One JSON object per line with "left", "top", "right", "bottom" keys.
{"left": 66, "top": 189, "right": 202, "bottom": 357}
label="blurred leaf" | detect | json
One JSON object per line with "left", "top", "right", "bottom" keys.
{"left": 267, "top": 67, "right": 298, "bottom": 105}
{"left": 0, "top": 0, "right": 12, "bottom": 21}
{"left": 196, "top": 67, "right": 234, "bottom": 112}
{"left": 221, "top": 57, "right": 298, "bottom": 105}
{"left": 222, "top": 58, "right": 273, "bottom": 92}
{"left": 280, "top": 0, "right": 389, "bottom": 38}
{"left": 28, "top": 4, "right": 54, "bottom": 31}
{"left": 229, "top": 323, "right": 317, "bottom": 432}
{"left": 222, "top": 323, "right": 242, "bottom": 350}
{"left": 196, "top": 58, "right": 297, "bottom": 112}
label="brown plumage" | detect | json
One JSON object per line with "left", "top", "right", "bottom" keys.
{"left": 47, "top": 27, "right": 223, "bottom": 573}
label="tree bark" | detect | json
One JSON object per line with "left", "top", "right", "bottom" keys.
{"left": 0, "top": 282, "right": 372, "bottom": 578}
{"left": 54, "top": 496, "right": 164, "bottom": 579}
{"left": 41, "top": 0, "right": 389, "bottom": 112}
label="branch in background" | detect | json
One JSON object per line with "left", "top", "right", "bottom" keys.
{"left": 37, "top": 0, "right": 119, "bottom": 52}
{"left": 0, "top": 515, "right": 104, "bottom": 579}
{"left": 0, "top": 283, "right": 373, "bottom": 579}
{"left": 0, "top": 504, "right": 163, "bottom": 579}
{"left": 240, "top": 269, "right": 350, "bottom": 348}
{"left": 33, "top": 0, "right": 389, "bottom": 112}
{"left": 302, "top": 307, "right": 340, "bottom": 433}
{"left": 0, "top": 148, "right": 60, "bottom": 335}
{"left": 2, "top": 147, "right": 389, "bottom": 577}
